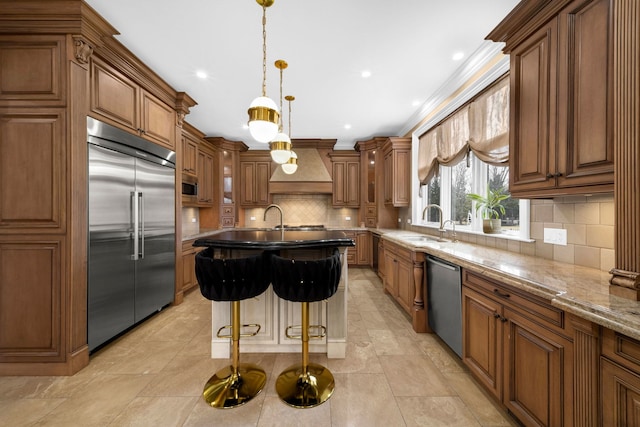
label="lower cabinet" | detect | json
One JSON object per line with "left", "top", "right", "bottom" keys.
{"left": 343, "top": 230, "right": 370, "bottom": 266}
{"left": 602, "top": 328, "right": 640, "bottom": 427}
{"left": 181, "top": 240, "right": 204, "bottom": 297}
{"left": 382, "top": 239, "right": 426, "bottom": 333}
{"left": 462, "top": 270, "right": 573, "bottom": 427}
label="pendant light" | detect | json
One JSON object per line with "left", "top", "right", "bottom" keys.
{"left": 247, "top": 0, "right": 279, "bottom": 143}
{"left": 269, "top": 59, "right": 292, "bottom": 164}
{"left": 281, "top": 95, "right": 298, "bottom": 175}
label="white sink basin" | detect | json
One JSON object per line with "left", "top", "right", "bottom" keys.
{"left": 402, "top": 235, "right": 448, "bottom": 243}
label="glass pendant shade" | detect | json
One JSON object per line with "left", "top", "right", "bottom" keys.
{"left": 281, "top": 150, "right": 298, "bottom": 174}
{"left": 248, "top": 96, "right": 280, "bottom": 143}
{"left": 269, "top": 133, "right": 292, "bottom": 164}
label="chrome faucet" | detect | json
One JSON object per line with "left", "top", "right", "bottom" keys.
{"left": 442, "top": 219, "right": 457, "bottom": 242}
{"left": 422, "top": 204, "right": 443, "bottom": 229}
{"left": 264, "top": 204, "right": 284, "bottom": 230}
{"left": 422, "top": 204, "right": 445, "bottom": 241}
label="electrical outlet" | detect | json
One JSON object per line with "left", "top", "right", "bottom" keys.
{"left": 345, "top": 216, "right": 351, "bottom": 221}
{"left": 407, "top": 218, "right": 411, "bottom": 224}
{"left": 543, "top": 228, "right": 567, "bottom": 246}
{"left": 191, "top": 217, "right": 197, "bottom": 223}
{"left": 250, "top": 216, "right": 256, "bottom": 221}
{"left": 398, "top": 218, "right": 402, "bottom": 223}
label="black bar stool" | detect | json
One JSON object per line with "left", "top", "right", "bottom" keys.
{"left": 195, "top": 248, "right": 272, "bottom": 409}
{"left": 270, "top": 248, "right": 342, "bottom": 408}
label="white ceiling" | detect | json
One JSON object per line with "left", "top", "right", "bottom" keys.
{"left": 84, "top": 0, "right": 519, "bottom": 150}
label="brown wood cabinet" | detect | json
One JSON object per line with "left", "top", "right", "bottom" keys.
{"left": 239, "top": 151, "right": 271, "bottom": 207}
{"left": 489, "top": 0, "right": 613, "bottom": 198}
{"left": 196, "top": 146, "right": 214, "bottom": 206}
{"left": 330, "top": 152, "right": 360, "bottom": 207}
{"left": 356, "top": 231, "right": 370, "bottom": 265}
{"left": 382, "top": 137, "right": 411, "bottom": 207}
{"left": 382, "top": 239, "right": 426, "bottom": 332}
{"left": 181, "top": 129, "right": 199, "bottom": 177}
{"left": 601, "top": 328, "right": 640, "bottom": 426}
{"left": 90, "top": 56, "right": 176, "bottom": 150}
{"left": 462, "top": 270, "right": 573, "bottom": 426}
{"left": 206, "top": 137, "right": 246, "bottom": 228}
{"left": 0, "top": 3, "right": 198, "bottom": 375}
{"left": 355, "top": 138, "right": 398, "bottom": 229}
{"left": 181, "top": 239, "right": 205, "bottom": 296}
{"left": 343, "top": 230, "right": 370, "bottom": 266}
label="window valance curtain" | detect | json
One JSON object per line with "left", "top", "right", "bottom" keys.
{"left": 417, "top": 76, "right": 510, "bottom": 186}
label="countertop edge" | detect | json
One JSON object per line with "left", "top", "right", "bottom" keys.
{"left": 378, "top": 230, "right": 640, "bottom": 342}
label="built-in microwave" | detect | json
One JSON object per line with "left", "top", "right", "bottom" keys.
{"left": 181, "top": 174, "right": 198, "bottom": 203}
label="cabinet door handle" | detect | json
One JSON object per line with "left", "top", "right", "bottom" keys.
{"left": 555, "top": 172, "right": 563, "bottom": 177}
{"left": 493, "top": 288, "right": 510, "bottom": 299}
{"left": 501, "top": 316, "right": 508, "bottom": 323}
{"left": 493, "top": 312, "right": 501, "bottom": 319}
{"left": 546, "top": 173, "right": 554, "bottom": 179}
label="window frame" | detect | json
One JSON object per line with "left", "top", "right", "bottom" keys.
{"left": 414, "top": 156, "right": 530, "bottom": 241}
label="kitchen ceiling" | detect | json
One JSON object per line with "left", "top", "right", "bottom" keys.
{"left": 84, "top": 0, "right": 519, "bottom": 150}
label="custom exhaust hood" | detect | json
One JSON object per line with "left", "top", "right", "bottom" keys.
{"left": 269, "top": 139, "right": 335, "bottom": 194}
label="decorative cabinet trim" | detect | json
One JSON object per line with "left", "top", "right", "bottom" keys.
{"left": 72, "top": 35, "right": 93, "bottom": 64}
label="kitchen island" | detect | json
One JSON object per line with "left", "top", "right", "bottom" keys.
{"left": 194, "top": 229, "right": 354, "bottom": 358}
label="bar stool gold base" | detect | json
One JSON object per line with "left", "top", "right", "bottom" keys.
{"left": 275, "top": 362, "right": 335, "bottom": 408}
{"left": 203, "top": 363, "right": 267, "bottom": 409}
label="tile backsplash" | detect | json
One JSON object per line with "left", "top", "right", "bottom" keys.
{"left": 408, "top": 193, "right": 615, "bottom": 272}
{"left": 244, "top": 194, "right": 358, "bottom": 229}
{"left": 182, "top": 207, "right": 200, "bottom": 236}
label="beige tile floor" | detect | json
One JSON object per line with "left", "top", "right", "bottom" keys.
{"left": 0, "top": 268, "right": 518, "bottom": 426}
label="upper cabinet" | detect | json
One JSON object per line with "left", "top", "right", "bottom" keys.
{"left": 206, "top": 137, "right": 247, "bottom": 228}
{"left": 355, "top": 137, "right": 398, "bottom": 229}
{"left": 239, "top": 151, "right": 272, "bottom": 207}
{"left": 382, "top": 137, "right": 411, "bottom": 207}
{"left": 181, "top": 123, "right": 200, "bottom": 177}
{"left": 90, "top": 57, "right": 176, "bottom": 150}
{"left": 196, "top": 144, "right": 214, "bottom": 206}
{"left": 489, "top": 0, "right": 613, "bottom": 198}
{"left": 330, "top": 152, "right": 360, "bottom": 207}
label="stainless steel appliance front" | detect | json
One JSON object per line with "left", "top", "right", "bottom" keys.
{"left": 426, "top": 256, "right": 462, "bottom": 357}
{"left": 87, "top": 117, "right": 176, "bottom": 351}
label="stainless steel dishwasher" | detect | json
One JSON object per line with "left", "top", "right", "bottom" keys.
{"left": 426, "top": 256, "right": 462, "bottom": 357}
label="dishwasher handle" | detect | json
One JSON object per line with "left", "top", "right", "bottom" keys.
{"left": 427, "top": 256, "right": 459, "bottom": 272}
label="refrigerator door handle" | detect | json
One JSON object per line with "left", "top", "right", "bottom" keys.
{"left": 131, "top": 191, "right": 139, "bottom": 260}
{"left": 139, "top": 192, "right": 145, "bottom": 259}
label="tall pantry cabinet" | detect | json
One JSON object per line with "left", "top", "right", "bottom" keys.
{"left": 0, "top": 1, "right": 196, "bottom": 375}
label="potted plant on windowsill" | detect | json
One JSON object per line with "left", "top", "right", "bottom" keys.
{"left": 467, "top": 188, "right": 510, "bottom": 234}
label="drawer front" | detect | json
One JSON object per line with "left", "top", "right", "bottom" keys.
{"left": 463, "top": 270, "right": 566, "bottom": 334}
{"left": 366, "top": 206, "right": 376, "bottom": 216}
{"left": 222, "top": 205, "right": 234, "bottom": 216}
{"left": 603, "top": 328, "right": 640, "bottom": 375}
{"left": 365, "top": 217, "right": 376, "bottom": 227}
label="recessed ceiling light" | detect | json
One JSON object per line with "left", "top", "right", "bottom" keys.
{"left": 361, "top": 70, "right": 372, "bottom": 78}
{"left": 196, "top": 70, "right": 208, "bottom": 79}
{"left": 452, "top": 52, "right": 464, "bottom": 61}
{"left": 412, "top": 100, "right": 421, "bottom": 107}
{"left": 344, "top": 124, "right": 352, "bottom": 129}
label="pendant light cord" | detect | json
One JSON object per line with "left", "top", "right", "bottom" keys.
{"left": 261, "top": 3, "right": 268, "bottom": 97}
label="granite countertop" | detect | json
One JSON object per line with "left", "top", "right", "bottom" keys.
{"left": 379, "top": 230, "right": 640, "bottom": 341}
{"left": 192, "top": 229, "right": 355, "bottom": 250}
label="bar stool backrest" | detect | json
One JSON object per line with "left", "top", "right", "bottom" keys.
{"left": 270, "top": 249, "right": 342, "bottom": 303}
{"left": 195, "top": 248, "right": 272, "bottom": 301}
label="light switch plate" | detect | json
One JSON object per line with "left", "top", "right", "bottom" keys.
{"left": 543, "top": 228, "right": 567, "bottom": 246}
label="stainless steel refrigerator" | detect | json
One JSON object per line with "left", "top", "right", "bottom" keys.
{"left": 87, "top": 117, "right": 176, "bottom": 351}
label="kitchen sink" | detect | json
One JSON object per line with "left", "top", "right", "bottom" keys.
{"left": 402, "top": 235, "right": 448, "bottom": 243}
